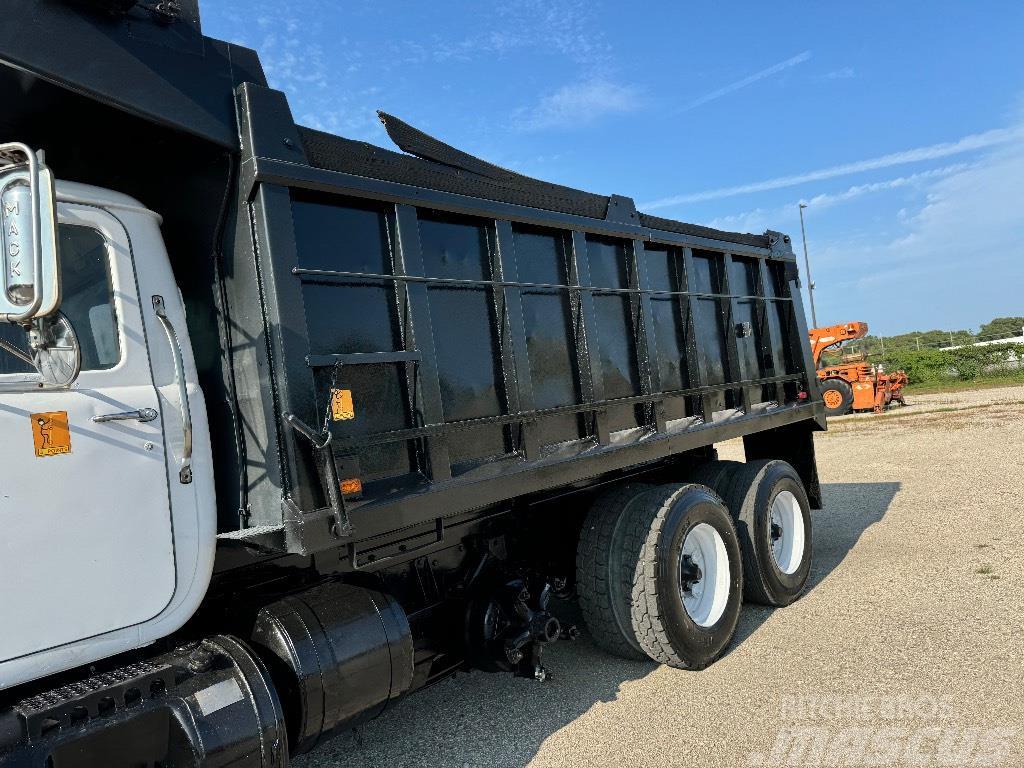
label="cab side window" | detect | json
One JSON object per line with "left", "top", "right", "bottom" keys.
{"left": 0, "top": 225, "right": 119, "bottom": 375}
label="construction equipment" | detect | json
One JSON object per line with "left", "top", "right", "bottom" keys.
{"left": 809, "top": 322, "right": 907, "bottom": 416}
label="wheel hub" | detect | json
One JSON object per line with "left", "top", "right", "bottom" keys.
{"left": 768, "top": 491, "right": 806, "bottom": 575}
{"left": 679, "top": 554, "right": 704, "bottom": 595}
{"left": 678, "top": 523, "right": 731, "bottom": 628}
{"left": 823, "top": 389, "right": 844, "bottom": 409}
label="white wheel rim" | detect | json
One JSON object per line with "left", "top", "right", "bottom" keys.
{"left": 769, "top": 490, "right": 805, "bottom": 575}
{"left": 678, "top": 523, "right": 731, "bottom": 628}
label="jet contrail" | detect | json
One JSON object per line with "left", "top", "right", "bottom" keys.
{"left": 682, "top": 51, "right": 812, "bottom": 112}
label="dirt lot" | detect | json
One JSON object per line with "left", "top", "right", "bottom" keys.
{"left": 297, "top": 385, "right": 1024, "bottom": 768}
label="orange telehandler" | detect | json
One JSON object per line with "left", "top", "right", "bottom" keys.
{"left": 809, "top": 322, "right": 908, "bottom": 417}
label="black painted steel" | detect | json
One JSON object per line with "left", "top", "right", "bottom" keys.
{"left": 246, "top": 107, "right": 824, "bottom": 551}
{"left": 0, "top": 0, "right": 260, "bottom": 149}
{"left": 270, "top": 168, "right": 818, "bottom": 529}
{"left": 249, "top": 154, "right": 782, "bottom": 258}
{"left": 304, "top": 118, "right": 770, "bottom": 250}
{"left": 248, "top": 582, "right": 414, "bottom": 755}
{"left": 0, "top": 636, "right": 288, "bottom": 767}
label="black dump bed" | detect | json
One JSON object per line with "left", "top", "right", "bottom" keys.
{"left": 0, "top": 0, "right": 825, "bottom": 558}
{"left": 231, "top": 85, "right": 825, "bottom": 556}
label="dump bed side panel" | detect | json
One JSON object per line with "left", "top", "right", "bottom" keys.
{"left": 232, "top": 84, "right": 824, "bottom": 555}
{"left": 292, "top": 197, "right": 811, "bottom": 483}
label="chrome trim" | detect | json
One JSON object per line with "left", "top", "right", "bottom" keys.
{"left": 0, "top": 142, "right": 44, "bottom": 322}
{"left": 152, "top": 294, "right": 192, "bottom": 484}
{"left": 92, "top": 407, "right": 159, "bottom": 424}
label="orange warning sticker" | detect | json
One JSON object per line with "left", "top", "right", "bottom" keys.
{"left": 340, "top": 477, "right": 363, "bottom": 496}
{"left": 330, "top": 389, "right": 355, "bottom": 421}
{"left": 31, "top": 411, "right": 71, "bottom": 457}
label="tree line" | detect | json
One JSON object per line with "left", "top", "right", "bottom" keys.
{"left": 840, "top": 316, "right": 1024, "bottom": 357}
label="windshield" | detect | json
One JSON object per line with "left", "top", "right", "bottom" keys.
{"left": 0, "top": 224, "right": 119, "bottom": 375}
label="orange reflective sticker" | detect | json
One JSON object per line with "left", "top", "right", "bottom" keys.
{"left": 331, "top": 388, "right": 355, "bottom": 421}
{"left": 340, "top": 477, "right": 362, "bottom": 496}
{"left": 31, "top": 411, "right": 71, "bottom": 457}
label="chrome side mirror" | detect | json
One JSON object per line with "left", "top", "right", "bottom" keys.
{"left": 0, "top": 143, "right": 60, "bottom": 323}
{"left": 30, "top": 312, "right": 82, "bottom": 387}
{"left": 0, "top": 311, "right": 82, "bottom": 387}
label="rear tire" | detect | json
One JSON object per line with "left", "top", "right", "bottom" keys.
{"left": 576, "top": 483, "right": 655, "bottom": 660}
{"left": 628, "top": 484, "right": 744, "bottom": 670}
{"left": 821, "top": 378, "right": 854, "bottom": 416}
{"left": 688, "top": 459, "right": 742, "bottom": 497}
{"left": 721, "top": 460, "right": 812, "bottom": 607}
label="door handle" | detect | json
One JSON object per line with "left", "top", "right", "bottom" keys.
{"left": 92, "top": 407, "right": 158, "bottom": 424}
{"left": 152, "top": 295, "right": 193, "bottom": 484}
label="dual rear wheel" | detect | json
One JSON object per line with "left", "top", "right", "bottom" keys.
{"left": 576, "top": 460, "right": 811, "bottom": 669}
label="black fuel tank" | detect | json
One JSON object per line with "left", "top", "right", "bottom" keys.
{"left": 248, "top": 581, "right": 414, "bottom": 756}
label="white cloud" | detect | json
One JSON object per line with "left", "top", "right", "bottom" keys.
{"left": 705, "top": 164, "right": 971, "bottom": 234}
{"left": 514, "top": 79, "right": 642, "bottom": 131}
{"left": 682, "top": 51, "right": 812, "bottom": 112}
{"left": 433, "top": 0, "right": 611, "bottom": 69}
{"left": 845, "top": 149, "right": 1024, "bottom": 272}
{"left": 209, "top": 0, "right": 613, "bottom": 142}
{"left": 800, "top": 165, "right": 970, "bottom": 207}
{"left": 809, "top": 132, "right": 1024, "bottom": 332}
{"left": 642, "top": 125, "right": 1024, "bottom": 209}
{"left": 208, "top": 0, "right": 388, "bottom": 141}
{"left": 819, "top": 66, "right": 856, "bottom": 81}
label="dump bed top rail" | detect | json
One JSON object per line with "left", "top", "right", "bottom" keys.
{"left": 300, "top": 114, "right": 772, "bottom": 251}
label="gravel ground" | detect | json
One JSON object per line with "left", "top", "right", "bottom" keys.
{"left": 296, "top": 385, "right": 1024, "bottom": 768}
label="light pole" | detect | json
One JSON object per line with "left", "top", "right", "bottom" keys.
{"left": 798, "top": 203, "right": 818, "bottom": 327}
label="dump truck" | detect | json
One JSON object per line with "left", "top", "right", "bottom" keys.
{"left": 0, "top": 2, "right": 827, "bottom": 765}
{"left": 809, "top": 322, "right": 907, "bottom": 416}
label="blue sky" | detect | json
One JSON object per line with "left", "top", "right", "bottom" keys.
{"left": 204, "top": 1, "right": 1024, "bottom": 336}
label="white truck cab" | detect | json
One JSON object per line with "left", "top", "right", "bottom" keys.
{"left": 0, "top": 170, "right": 215, "bottom": 689}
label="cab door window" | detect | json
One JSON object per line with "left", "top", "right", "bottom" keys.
{"left": 0, "top": 225, "right": 119, "bottom": 374}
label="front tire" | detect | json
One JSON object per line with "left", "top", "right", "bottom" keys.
{"left": 721, "top": 460, "right": 812, "bottom": 607}
{"left": 629, "top": 484, "right": 744, "bottom": 670}
{"left": 821, "top": 377, "right": 854, "bottom": 416}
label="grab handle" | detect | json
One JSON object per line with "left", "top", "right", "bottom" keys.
{"left": 152, "top": 295, "right": 192, "bottom": 484}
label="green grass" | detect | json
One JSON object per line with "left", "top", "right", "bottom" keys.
{"left": 904, "top": 374, "right": 1024, "bottom": 396}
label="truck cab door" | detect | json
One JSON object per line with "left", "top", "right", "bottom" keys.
{"left": 0, "top": 203, "right": 177, "bottom": 663}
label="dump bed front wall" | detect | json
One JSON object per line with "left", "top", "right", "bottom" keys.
{"left": 233, "top": 84, "right": 823, "bottom": 550}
